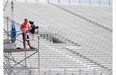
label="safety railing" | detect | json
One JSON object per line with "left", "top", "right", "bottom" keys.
{"left": 22, "top": 68, "right": 110, "bottom": 75}
{"left": 7, "top": 0, "right": 112, "bottom": 6}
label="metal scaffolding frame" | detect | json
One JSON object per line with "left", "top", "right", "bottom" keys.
{"left": 4, "top": 33, "right": 40, "bottom": 75}
{"left": 4, "top": 16, "right": 40, "bottom": 75}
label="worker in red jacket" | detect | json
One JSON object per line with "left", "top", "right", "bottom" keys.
{"left": 20, "top": 18, "right": 34, "bottom": 49}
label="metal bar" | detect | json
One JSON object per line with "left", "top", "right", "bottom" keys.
{"left": 12, "top": 51, "right": 38, "bottom": 67}
{"left": 64, "top": 68, "right": 66, "bottom": 75}
{"left": 4, "top": 55, "right": 27, "bottom": 69}
{"left": 109, "top": 0, "right": 110, "bottom": 6}
{"left": 4, "top": 63, "right": 10, "bottom": 75}
{"left": 4, "top": 55, "right": 31, "bottom": 75}
{"left": 69, "top": 0, "right": 70, "bottom": 4}
{"left": 94, "top": 69, "right": 96, "bottom": 75}
{"left": 99, "top": 0, "right": 101, "bottom": 5}
{"left": 49, "top": 68, "right": 51, "bottom": 75}
{"left": 11, "top": 0, "right": 14, "bottom": 20}
{"left": 24, "top": 48, "right": 27, "bottom": 75}
{"left": 79, "top": 0, "right": 81, "bottom": 5}
{"left": 7, "top": 16, "right": 9, "bottom": 40}
{"left": 47, "top": 0, "right": 50, "bottom": 4}
{"left": 58, "top": 0, "right": 60, "bottom": 4}
{"left": 79, "top": 69, "right": 81, "bottom": 75}
{"left": 38, "top": 28, "right": 40, "bottom": 75}
{"left": 89, "top": 0, "right": 91, "bottom": 5}
{"left": 3, "top": 0, "right": 9, "bottom": 11}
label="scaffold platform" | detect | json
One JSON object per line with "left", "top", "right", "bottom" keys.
{"left": 4, "top": 48, "right": 37, "bottom": 53}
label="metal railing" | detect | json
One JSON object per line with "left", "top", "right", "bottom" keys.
{"left": 11, "top": 0, "right": 112, "bottom": 6}
{"left": 25, "top": 68, "right": 109, "bottom": 75}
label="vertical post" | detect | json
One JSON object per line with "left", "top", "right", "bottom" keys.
{"left": 64, "top": 68, "right": 66, "bottom": 75}
{"left": 24, "top": 48, "right": 27, "bottom": 75}
{"left": 100, "top": 72, "right": 102, "bottom": 75}
{"left": 94, "top": 69, "right": 96, "bottom": 75}
{"left": 79, "top": 0, "right": 81, "bottom": 5}
{"left": 79, "top": 69, "right": 81, "bottom": 75}
{"left": 109, "top": 0, "right": 110, "bottom": 6}
{"left": 69, "top": 0, "right": 70, "bottom": 4}
{"left": 99, "top": 0, "right": 101, "bottom": 5}
{"left": 7, "top": 16, "right": 9, "bottom": 40}
{"left": 47, "top": 0, "right": 50, "bottom": 4}
{"left": 57, "top": 72, "right": 59, "bottom": 75}
{"left": 89, "top": 0, "right": 91, "bottom": 5}
{"left": 58, "top": 0, "right": 60, "bottom": 4}
{"left": 11, "top": 0, "right": 14, "bottom": 19}
{"left": 38, "top": 27, "right": 40, "bottom": 75}
{"left": 49, "top": 68, "right": 51, "bottom": 75}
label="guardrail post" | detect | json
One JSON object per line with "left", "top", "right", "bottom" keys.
{"left": 58, "top": 0, "right": 60, "bottom": 4}
{"left": 79, "top": 0, "right": 81, "bottom": 5}
{"left": 89, "top": 0, "right": 91, "bottom": 5}
{"left": 69, "top": 0, "right": 70, "bottom": 4}
{"left": 47, "top": 0, "right": 50, "bottom": 4}
{"left": 99, "top": 0, "right": 101, "bottom": 5}
{"left": 64, "top": 68, "right": 66, "bottom": 75}
{"left": 109, "top": 0, "right": 110, "bottom": 6}
{"left": 48, "top": 68, "right": 51, "bottom": 75}
{"left": 38, "top": 28, "right": 40, "bottom": 75}
{"left": 72, "top": 73, "right": 74, "bottom": 75}
{"left": 94, "top": 69, "right": 96, "bottom": 75}
{"left": 57, "top": 72, "right": 59, "bottom": 75}
{"left": 100, "top": 72, "right": 102, "bottom": 75}
{"left": 79, "top": 69, "right": 81, "bottom": 75}
{"left": 6, "top": 16, "right": 9, "bottom": 40}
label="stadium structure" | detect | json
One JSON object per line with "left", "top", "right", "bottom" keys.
{"left": 3, "top": 0, "right": 112, "bottom": 75}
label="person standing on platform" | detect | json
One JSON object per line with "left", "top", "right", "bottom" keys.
{"left": 20, "top": 18, "right": 35, "bottom": 49}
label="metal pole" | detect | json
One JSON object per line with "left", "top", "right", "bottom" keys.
{"left": 24, "top": 48, "right": 27, "bottom": 75}
{"left": 49, "top": 68, "right": 51, "bottom": 75}
{"left": 89, "top": 0, "right": 91, "bottom": 5}
{"left": 94, "top": 69, "right": 96, "bottom": 75}
{"left": 109, "top": 0, "right": 110, "bottom": 6}
{"left": 64, "top": 68, "right": 66, "bottom": 75}
{"left": 79, "top": 0, "right": 81, "bottom": 5}
{"left": 11, "top": 0, "right": 14, "bottom": 20}
{"left": 100, "top": 72, "right": 102, "bottom": 75}
{"left": 38, "top": 28, "right": 40, "bottom": 75}
{"left": 47, "top": 0, "right": 50, "bottom": 4}
{"left": 69, "top": 0, "right": 70, "bottom": 4}
{"left": 7, "top": 16, "right": 9, "bottom": 40}
{"left": 99, "top": 0, "right": 101, "bottom": 5}
{"left": 3, "top": 0, "right": 9, "bottom": 11}
{"left": 58, "top": 0, "right": 60, "bottom": 4}
{"left": 79, "top": 69, "right": 81, "bottom": 75}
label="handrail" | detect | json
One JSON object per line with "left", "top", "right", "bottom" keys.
{"left": 5, "top": 0, "right": 112, "bottom": 6}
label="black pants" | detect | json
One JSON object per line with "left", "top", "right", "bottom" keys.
{"left": 22, "top": 33, "right": 29, "bottom": 41}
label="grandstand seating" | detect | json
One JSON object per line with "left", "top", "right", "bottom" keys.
{"left": 4, "top": 2, "right": 112, "bottom": 75}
